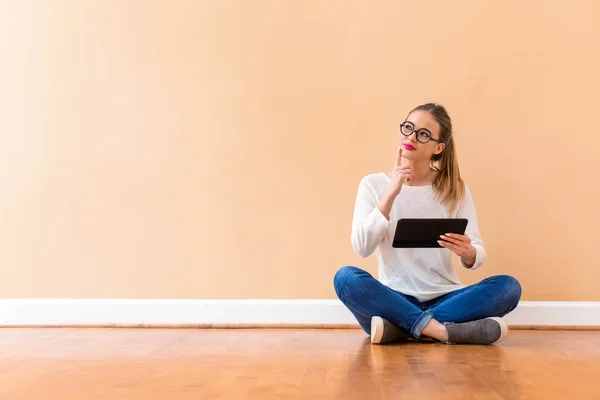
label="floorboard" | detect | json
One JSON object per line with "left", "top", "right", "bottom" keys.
{"left": 0, "top": 328, "right": 598, "bottom": 399}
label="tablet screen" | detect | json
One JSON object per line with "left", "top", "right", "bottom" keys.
{"left": 392, "top": 218, "right": 468, "bottom": 248}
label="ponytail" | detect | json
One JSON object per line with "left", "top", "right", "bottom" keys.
{"left": 409, "top": 103, "right": 465, "bottom": 214}
{"left": 432, "top": 135, "right": 464, "bottom": 214}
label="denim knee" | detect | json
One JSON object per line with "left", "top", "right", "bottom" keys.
{"left": 333, "top": 266, "right": 363, "bottom": 297}
{"left": 334, "top": 266, "right": 358, "bottom": 289}
{"left": 497, "top": 275, "right": 522, "bottom": 308}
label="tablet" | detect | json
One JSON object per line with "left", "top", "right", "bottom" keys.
{"left": 392, "top": 218, "right": 468, "bottom": 248}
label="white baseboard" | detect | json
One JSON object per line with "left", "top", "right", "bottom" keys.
{"left": 0, "top": 299, "right": 599, "bottom": 327}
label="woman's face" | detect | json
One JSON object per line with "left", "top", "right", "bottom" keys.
{"left": 398, "top": 110, "right": 446, "bottom": 162}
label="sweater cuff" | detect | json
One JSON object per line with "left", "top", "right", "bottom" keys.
{"left": 370, "top": 205, "right": 392, "bottom": 232}
{"left": 460, "top": 245, "right": 484, "bottom": 270}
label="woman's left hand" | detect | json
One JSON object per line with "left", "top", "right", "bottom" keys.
{"left": 438, "top": 233, "right": 476, "bottom": 264}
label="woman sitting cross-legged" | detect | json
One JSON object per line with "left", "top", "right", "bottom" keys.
{"left": 334, "top": 103, "right": 521, "bottom": 345}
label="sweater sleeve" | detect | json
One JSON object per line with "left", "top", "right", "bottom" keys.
{"left": 350, "top": 176, "right": 391, "bottom": 257}
{"left": 456, "top": 184, "right": 486, "bottom": 270}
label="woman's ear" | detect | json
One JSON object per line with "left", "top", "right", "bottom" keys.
{"left": 434, "top": 142, "right": 446, "bottom": 155}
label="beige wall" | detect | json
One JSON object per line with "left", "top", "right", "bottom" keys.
{"left": 1, "top": 1, "right": 599, "bottom": 300}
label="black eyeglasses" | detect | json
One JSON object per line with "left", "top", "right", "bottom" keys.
{"left": 399, "top": 121, "right": 444, "bottom": 144}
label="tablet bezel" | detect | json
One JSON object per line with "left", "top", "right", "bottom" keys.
{"left": 392, "top": 218, "right": 468, "bottom": 248}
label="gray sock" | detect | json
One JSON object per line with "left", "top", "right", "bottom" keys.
{"left": 444, "top": 317, "right": 508, "bottom": 345}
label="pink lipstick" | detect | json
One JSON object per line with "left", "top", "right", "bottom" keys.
{"left": 404, "top": 143, "right": 416, "bottom": 151}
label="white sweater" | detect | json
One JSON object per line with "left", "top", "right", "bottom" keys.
{"left": 350, "top": 172, "right": 486, "bottom": 302}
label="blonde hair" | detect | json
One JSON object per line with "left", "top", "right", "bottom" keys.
{"left": 409, "top": 103, "right": 465, "bottom": 214}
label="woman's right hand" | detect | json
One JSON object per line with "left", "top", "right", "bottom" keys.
{"left": 378, "top": 146, "right": 413, "bottom": 220}
{"left": 386, "top": 146, "right": 413, "bottom": 197}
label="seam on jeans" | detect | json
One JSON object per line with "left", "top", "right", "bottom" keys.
{"left": 427, "top": 278, "right": 492, "bottom": 317}
{"left": 336, "top": 280, "right": 384, "bottom": 325}
{"left": 338, "top": 280, "right": 423, "bottom": 334}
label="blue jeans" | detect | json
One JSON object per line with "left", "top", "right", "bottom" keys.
{"left": 333, "top": 266, "right": 522, "bottom": 339}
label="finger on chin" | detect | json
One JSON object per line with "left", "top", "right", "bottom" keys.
{"left": 395, "top": 146, "right": 403, "bottom": 166}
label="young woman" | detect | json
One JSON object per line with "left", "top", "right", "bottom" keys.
{"left": 334, "top": 103, "right": 521, "bottom": 345}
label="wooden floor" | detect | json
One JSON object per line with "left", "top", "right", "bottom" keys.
{"left": 0, "top": 328, "right": 599, "bottom": 399}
